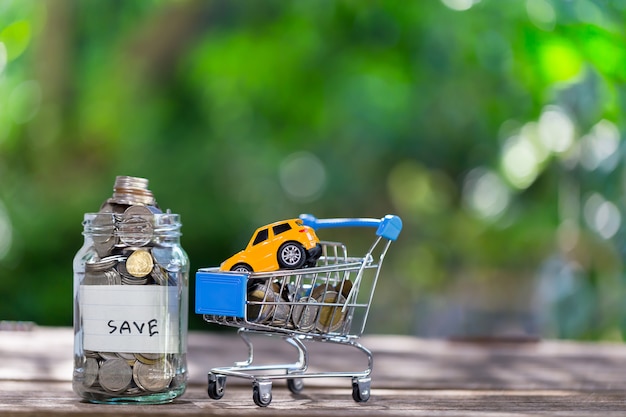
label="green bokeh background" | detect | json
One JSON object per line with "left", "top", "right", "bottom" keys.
{"left": 1, "top": 0, "right": 625, "bottom": 339}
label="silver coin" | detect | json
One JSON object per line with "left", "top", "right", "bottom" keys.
{"left": 99, "top": 358, "right": 133, "bottom": 393}
{"left": 91, "top": 213, "right": 117, "bottom": 256}
{"left": 247, "top": 283, "right": 276, "bottom": 323}
{"left": 117, "top": 352, "right": 136, "bottom": 365}
{"left": 110, "top": 176, "right": 156, "bottom": 207}
{"left": 99, "top": 201, "right": 130, "bottom": 214}
{"left": 104, "top": 269, "right": 122, "bottom": 285}
{"left": 118, "top": 206, "right": 154, "bottom": 247}
{"left": 98, "top": 352, "right": 119, "bottom": 360}
{"left": 84, "top": 350, "right": 99, "bottom": 359}
{"left": 292, "top": 297, "right": 319, "bottom": 331}
{"left": 83, "top": 357, "right": 99, "bottom": 387}
{"left": 133, "top": 360, "right": 173, "bottom": 392}
{"left": 82, "top": 271, "right": 105, "bottom": 285}
{"left": 151, "top": 264, "right": 168, "bottom": 286}
{"left": 133, "top": 353, "right": 164, "bottom": 365}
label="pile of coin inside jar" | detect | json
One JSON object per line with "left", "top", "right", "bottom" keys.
{"left": 79, "top": 176, "right": 183, "bottom": 396}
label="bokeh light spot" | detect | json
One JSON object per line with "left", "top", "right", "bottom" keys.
{"left": 580, "top": 120, "right": 620, "bottom": 172}
{"left": 584, "top": 193, "right": 621, "bottom": 240}
{"left": 463, "top": 168, "right": 510, "bottom": 220}
{"left": 0, "top": 20, "right": 31, "bottom": 61}
{"left": 538, "top": 106, "right": 574, "bottom": 154}
{"left": 0, "top": 42, "right": 7, "bottom": 75}
{"left": 279, "top": 151, "right": 326, "bottom": 202}
{"left": 387, "top": 160, "right": 453, "bottom": 218}
{"left": 539, "top": 39, "right": 583, "bottom": 82}
{"left": 0, "top": 200, "right": 12, "bottom": 261}
{"left": 8, "top": 80, "right": 42, "bottom": 124}
{"left": 501, "top": 134, "right": 541, "bottom": 189}
{"left": 440, "top": 0, "right": 480, "bottom": 12}
{"left": 526, "top": 0, "right": 556, "bottom": 31}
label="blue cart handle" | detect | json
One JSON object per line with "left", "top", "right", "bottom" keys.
{"left": 299, "top": 214, "right": 402, "bottom": 241}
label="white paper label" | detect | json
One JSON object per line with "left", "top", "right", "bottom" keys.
{"left": 80, "top": 285, "right": 180, "bottom": 353}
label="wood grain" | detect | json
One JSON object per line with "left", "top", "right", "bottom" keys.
{"left": 2, "top": 327, "right": 626, "bottom": 415}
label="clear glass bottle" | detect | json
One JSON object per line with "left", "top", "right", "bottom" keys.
{"left": 73, "top": 176, "right": 189, "bottom": 404}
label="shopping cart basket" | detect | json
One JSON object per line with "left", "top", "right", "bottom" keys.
{"left": 195, "top": 214, "right": 402, "bottom": 406}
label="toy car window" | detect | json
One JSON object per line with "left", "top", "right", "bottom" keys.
{"left": 252, "top": 228, "right": 269, "bottom": 245}
{"left": 272, "top": 223, "right": 292, "bottom": 235}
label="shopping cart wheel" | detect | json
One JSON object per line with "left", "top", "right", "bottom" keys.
{"left": 287, "top": 377, "right": 304, "bottom": 394}
{"left": 351, "top": 377, "right": 371, "bottom": 403}
{"left": 207, "top": 373, "right": 226, "bottom": 400}
{"left": 252, "top": 380, "right": 272, "bottom": 407}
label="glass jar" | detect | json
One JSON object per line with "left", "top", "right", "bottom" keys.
{"left": 72, "top": 177, "right": 189, "bottom": 404}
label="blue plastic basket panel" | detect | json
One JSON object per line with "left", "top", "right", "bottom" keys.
{"left": 195, "top": 271, "right": 247, "bottom": 318}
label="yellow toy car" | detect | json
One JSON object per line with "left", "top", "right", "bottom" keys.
{"left": 220, "top": 219, "right": 322, "bottom": 273}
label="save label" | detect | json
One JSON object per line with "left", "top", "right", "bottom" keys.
{"left": 79, "top": 285, "right": 181, "bottom": 354}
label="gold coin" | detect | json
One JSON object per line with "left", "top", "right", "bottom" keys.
{"left": 126, "top": 250, "right": 154, "bottom": 277}
{"left": 315, "top": 291, "right": 346, "bottom": 333}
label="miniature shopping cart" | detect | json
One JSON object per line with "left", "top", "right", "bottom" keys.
{"left": 195, "top": 214, "right": 402, "bottom": 407}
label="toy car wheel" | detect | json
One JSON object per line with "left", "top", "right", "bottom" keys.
{"left": 231, "top": 263, "right": 252, "bottom": 273}
{"left": 277, "top": 242, "right": 306, "bottom": 269}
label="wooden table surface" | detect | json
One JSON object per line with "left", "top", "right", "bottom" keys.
{"left": 2, "top": 327, "right": 626, "bottom": 416}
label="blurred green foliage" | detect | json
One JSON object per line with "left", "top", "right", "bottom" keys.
{"left": 0, "top": 0, "right": 625, "bottom": 339}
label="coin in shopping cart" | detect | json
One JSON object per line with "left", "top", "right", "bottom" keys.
{"left": 292, "top": 297, "right": 319, "bottom": 331}
{"left": 247, "top": 284, "right": 276, "bottom": 323}
{"left": 83, "top": 357, "right": 99, "bottom": 387}
{"left": 271, "top": 299, "right": 291, "bottom": 326}
{"left": 309, "top": 284, "right": 328, "bottom": 301}
{"left": 133, "top": 360, "right": 173, "bottom": 392}
{"left": 335, "top": 279, "right": 353, "bottom": 299}
{"left": 99, "top": 357, "right": 133, "bottom": 393}
{"left": 126, "top": 249, "right": 154, "bottom": 277}
{"left": 118, "top": 206, "right": 154, "bottom": 247}
{"left": 315, "top": 291, "right": 347, "bottom": 333}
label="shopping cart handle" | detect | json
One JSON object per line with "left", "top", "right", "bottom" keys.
{"left": 299, "top": 214, "right": 402, "bottom": 241}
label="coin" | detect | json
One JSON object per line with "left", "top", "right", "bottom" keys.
{"left": 117, "top": 352, "right": 136, "bottom": 366}
{"left": 83, "top": 357, "right": 99, "bottom": 387}
{"left": 99, "top": 358, "right": 133, "bottom": 393}
{"left": 121, "top": 275, "right": 149, "bottom": 285}
{"left": 91, "top": 213, "right": 117, "bottom": 256}
{"left": 110, "top": 176, "right": 156, "bottom": 207}
{"left": 104, "top": 268, "right": 122, "bottom": 285}
{"left": 247, "top": 284, "right": 276, "bottom": 323}
{"left": 119, "top": 206, "right": 154, "bottom": 247}
{"left": 151, "top": 264, "right": 168, "bottom": 286}
{"left": 335, "top": 279, "right": 353, "bottom": 299}
{"left": 133, "top": 360, "right": 173, "bottom": 392}
{"left": 292, "top": 297, "right": 319, "bottom": 331}
{"left": 85, "top": 256, "right": 121, "bottom": 273}
{"left": 126, "top": 250, "right": 154, "bottom": 277}
{"left": 134, "top": 353, "right": 164, "bottom": 365}
{"left": 315, "top": 291, "right": 346, "bottom": 333}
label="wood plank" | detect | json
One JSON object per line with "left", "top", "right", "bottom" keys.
{"left": 3, "top": 327, "right": 626, "bottom": 415}
{"left": 3, "top": 327, "right": 626, "bottom": 390}
{"left": 2, "top": 382, "right": 626, "bottom": 417}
